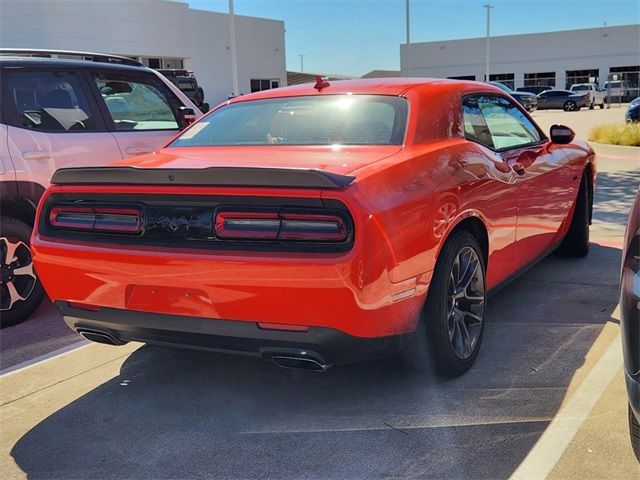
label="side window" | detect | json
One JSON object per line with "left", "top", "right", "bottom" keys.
{"left": 463, "top": 95, "right": 541, "bottom": 150}
{"left": 92, "top": 72, "right": 179, "bottom": 131}
{"left": 462, "top": 99, "right": 494, "bottom": 149}
{"left": 2, "top": 70, "right": 97, "bottom": 132}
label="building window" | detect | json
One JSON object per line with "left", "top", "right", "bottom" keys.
{"left": 489, "top": 73, "right": 515, "bottom": 89}
{"left": 565, "top": 69, "right": 599, "bottom": 89}
{"left": 524, "top": 72, "right": 555, "bottom": 88}
{"left": 609, "top": 65, "right": 640, "bottom": 98}
{"left": 250, "top": 79, "right": 280, "bottom": 93}
{"left": 448, "top": 75, "right": 476, "bottom": 81}
{"left": 141, "top": 57, "right": 184, "bottom": 70}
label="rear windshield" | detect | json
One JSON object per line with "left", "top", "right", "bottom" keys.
{"left": 571, "top": 85, "right": 590, "bottom": 90}
{"left": 170, "top": 94, "right": 408, "bottom": 147}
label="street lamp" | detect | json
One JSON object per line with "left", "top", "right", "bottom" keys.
{"left": 229, "top": 0, "right": 239, "bottom": 97}
{"left": 406, "top": 0, "right": 411, "bottom": 76}
{"left": 298, "top": 54, "right": 306, "bottom": 73}
{"left": 484, "top": 4, "right": 493, "bottom": 82}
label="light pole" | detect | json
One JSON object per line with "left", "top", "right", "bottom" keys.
{"left": 484, "top": 4, "right": 493, "bottom": 82}
{"left": 405, "top": 0, "right": 411, "bottom": 76}
{"left": 229, "top": 0, "right": 239, "bottom": 97}
{"left": 298, "top": 54, "right": 306, "bottom": 73}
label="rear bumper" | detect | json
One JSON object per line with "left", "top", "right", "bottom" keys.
{"left": 32, "top": 237, "right": 430, "bottom": 339}
{"left": 58, "top": 302, "right": 406, "bottom": 365}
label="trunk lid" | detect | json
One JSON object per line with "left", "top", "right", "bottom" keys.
{"left": 111, "top": 145, "right": 403, "bottom": 177}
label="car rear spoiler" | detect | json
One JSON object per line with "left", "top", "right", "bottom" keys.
{"left": 50, "top": 166, "right": 355, "bottom": 189}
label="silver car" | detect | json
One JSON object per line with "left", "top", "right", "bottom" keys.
{"left": 536, "top": 89, "right": 591, "bottom": 111}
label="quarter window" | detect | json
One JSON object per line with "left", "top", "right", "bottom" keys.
{"left": 92, "top": 72, "right": 179, "bottom": 131}
{"left": 463, "top": 95, "right": 541, "bottom": 150}
{"left": 2, "top": 70, "right": 97, "bottom": 132}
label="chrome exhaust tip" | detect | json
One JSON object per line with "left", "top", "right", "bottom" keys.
{"left": 271, "top": 355, "right": 329, "bottom": 371}
{"left": 76, "top": 328, "right": 123, "bottom": 346}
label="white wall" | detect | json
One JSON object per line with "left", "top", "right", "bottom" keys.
{"left": 401, "top": 24, "right": 640, "bottom": 89}
{"left": 0, "top": 0, "right": 286, "bottom": 106}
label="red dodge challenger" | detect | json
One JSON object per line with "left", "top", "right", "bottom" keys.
{"left": 31, "top": 78, "right": 595, "bottom": 376}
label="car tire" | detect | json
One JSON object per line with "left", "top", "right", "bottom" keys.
{"left": 194, "top": 87, "right": 205, "bottom": 107}
{"left": 0, "top": 217, "right": 45, "bottom": 328}
{"left": 564, "top": 101, "right": 577, "bottom": 112}
{"left": 558, "top": 174, "right": 590, "bottom": 258}
{"left": 403, "top": 230, "right": 487, "bottom": 377}
{"left": 599, "top": 102, "right": 605, "bottom": 109}
{"left": 630, "top": 404, "right": 640, "bottom": 462}
{"left": 589, "top": 101, "right": 595, "bottom": 110}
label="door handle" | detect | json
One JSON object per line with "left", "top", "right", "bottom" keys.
{"left": 512, "top": 162, "right": 526, "bottom": 176}
{"left": 22, "top": 151, "right": 53, "bottom": 161}
{"left": 125, "top": 146, "right": 153, "bottom": 156}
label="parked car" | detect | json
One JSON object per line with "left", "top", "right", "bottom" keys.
{"left": 0, "top": 48, "right": 202, "bottom": 326}
{"left": 621, "top": 187, "right": 640, "bottom": 462}
{"left": 516, "top": 86, "right": 553, "bottom": 95}
{"left": 157, "top": 69, "right": 209, "bottom": 112}
{"left": 569, "top": 83, "right": 605, "bottom": 109}
{"left": 489, "top": 81, "right": 537, "bottom": 112}
{"left": 537, "top": 89, "right": 591, "bottom": 111}
{"left": 604, "top": 79, "right": 631, "bottom": 101}
{"left": 625, "top": 97, "right": 640, "bottom": 123}
{"left": 31, "top": 79, "right": 595, "bottom": 376}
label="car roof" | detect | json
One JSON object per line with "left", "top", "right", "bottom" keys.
{"left": 0, "top": 55, "right": 150, "bottom": 73}
{"left": 228, "top": 77, "right": 490, "bottom": 104}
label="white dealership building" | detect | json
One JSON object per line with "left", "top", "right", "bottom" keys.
{"left": 0, "top": 0, "right": 286, "bottom": 106}
{"left": 401, "top": 24, "right": 640, "bottom": 95}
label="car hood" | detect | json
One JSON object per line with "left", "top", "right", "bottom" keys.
{"left": 110, "top": 145, "right": 403, "bottom": 177}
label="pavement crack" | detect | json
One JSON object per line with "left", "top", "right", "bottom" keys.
{"left": 383, "top": 422, "right": 410, "bottom": 436}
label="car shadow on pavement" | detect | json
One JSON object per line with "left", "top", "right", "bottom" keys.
{"left": 10, "top": 244, "right": 622, "bottom": 479}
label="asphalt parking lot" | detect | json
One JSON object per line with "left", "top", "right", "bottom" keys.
{"left": 1, "top": 107, "right": 639, "bottom": 479}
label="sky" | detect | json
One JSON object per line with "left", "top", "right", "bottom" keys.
{"left": 186, "top": 0, "right": 640, "bottom": 76}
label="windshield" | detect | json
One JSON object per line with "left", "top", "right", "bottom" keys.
{"left": 170, "top": 95, "right": 408, "bottom": 147}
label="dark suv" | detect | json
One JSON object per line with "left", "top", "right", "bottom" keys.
{"left": 489, "top": 82, "right": 537, "bottom": 112}
{"left": 621, "top": 187, "right": 640, "bottom": 462}
{"left": 157, "top": 69, "right": 209, "bottom": 112}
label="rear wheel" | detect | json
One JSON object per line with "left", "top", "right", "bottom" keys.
{"left": 564, "top": 101, "right": 577, "bottom": 112}
{"left": 404, "top": 230, "right": 486, "bottom": 377}
{"left": 589, "top": 100, "right": 595, "bottom": 110}
{"left": 559, "top": 174, "right": 590, "bottom": 257}
{"left": 0, "top": 217, "right": 45, "bottom": 327}
{"left": 629, "top": 404, "right": 640, "bottom": 462}
{"left": 194, "top": 87, "right": 205, "bottom": 107}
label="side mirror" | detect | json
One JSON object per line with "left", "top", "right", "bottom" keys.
{"left": 550, "top": 124, "right": 575, "bottom": 144}
{"left": 178, "top": 106, "right": 197, "bottom": 128}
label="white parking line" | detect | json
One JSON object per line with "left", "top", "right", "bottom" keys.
{"left": 509, "top": 329, "right": 622, "bottom": 480}
{"left": 0, "top": 340, "right": 89, "bottom": 376}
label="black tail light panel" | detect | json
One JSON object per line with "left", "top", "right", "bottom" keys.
{"left": 47, "top": 203, "right": 144, "bottom": 235}
{"left": 40, "top": 195, "right": 354, "bottom": 253}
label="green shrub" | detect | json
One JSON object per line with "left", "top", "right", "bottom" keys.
{"left": 589, "top": 123, "right": 640, "bottom": 146}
